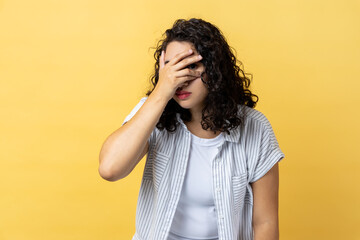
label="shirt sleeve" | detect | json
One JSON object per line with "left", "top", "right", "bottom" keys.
{"left": 121, "top": 96, "right": 156, "bottom": 147}
{"left": 248, "top": 114, "right": 285, "bottom": 183}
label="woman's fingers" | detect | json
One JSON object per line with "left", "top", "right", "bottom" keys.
{"left": 174, "top": 68, "right": 202, "bottom": 78}
{"left": 164, "top": 48, "right": 202, "bottom": 71}
{"left": 176, "top": 70, "right": 202, "bottom": 87}
{"left": 167, "top": 48, "right": 194, "bottom": 66}
{"left": 176, "top": 75, "right": 199, "bottom": 83}
{"left": 173, "top": 54, "right": 202, "bottom": 71}
{"left": 155, "top": 47, "right": 204, "bottom": 102}
{"left": 159, "top": 50, "right": 165, "bottom": 70}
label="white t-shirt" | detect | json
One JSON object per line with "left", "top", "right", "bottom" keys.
{"left": 167, "top": 130, "right": 224, "bottom": 240}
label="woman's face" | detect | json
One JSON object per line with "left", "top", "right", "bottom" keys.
{"left": 164, "top": 41, "right": 208, "bottom": 115}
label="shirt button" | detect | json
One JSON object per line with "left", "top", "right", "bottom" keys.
{"left": 216, "top": 187, "right": 221, "bottom": 192}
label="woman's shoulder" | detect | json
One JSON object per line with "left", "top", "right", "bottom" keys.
{"left": 238, "top": 105, "right": 282, "bottom": 151}
{"left": 239, "top": 105, "right": 274, "bottom": 130}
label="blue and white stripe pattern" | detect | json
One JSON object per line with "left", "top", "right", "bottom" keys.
{"left": 122, "top": 97, "right": 285, "bottom": 240}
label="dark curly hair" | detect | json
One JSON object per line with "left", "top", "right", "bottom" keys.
{"left": 145, "top": 18, "right": 259, "bottom": 135}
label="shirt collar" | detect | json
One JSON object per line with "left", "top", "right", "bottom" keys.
{"left": 176, "top": 113, "right": 241, "bottom": 143}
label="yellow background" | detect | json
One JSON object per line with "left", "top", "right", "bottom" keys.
{"left": 1, "top": 0, "right": 359, "bottom": 239}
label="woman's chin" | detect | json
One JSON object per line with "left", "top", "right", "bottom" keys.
{"left": 173, "top": 98, "right": 192, "bottom": 109}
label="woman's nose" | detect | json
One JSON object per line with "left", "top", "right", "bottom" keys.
{"left": 178, "top": 81, "right": 190, "bottom": 89}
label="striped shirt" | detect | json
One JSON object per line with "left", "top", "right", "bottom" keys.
{"left": 122, "top": 97, "right": 285, "bottom": 240}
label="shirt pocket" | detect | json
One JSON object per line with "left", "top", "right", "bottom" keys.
{"left": 232, "top": 172, "right": 248, "bottom": 214}
{"left": 144, "top": 150, "right": 170, "bottom": 193}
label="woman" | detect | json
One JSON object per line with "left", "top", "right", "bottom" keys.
{"left": 99, "top": 18, "right": 285, "bottom": 240}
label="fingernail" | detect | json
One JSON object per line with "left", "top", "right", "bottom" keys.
{"left": 189, "top": 49, "right": 193, "bottom": 53}
{"left": 198, "top": 55, "right": 202, "bottom": 59}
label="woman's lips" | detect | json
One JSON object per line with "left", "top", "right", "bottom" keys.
{"left": 176, "top": 91, "right": 191, "bottom": 100}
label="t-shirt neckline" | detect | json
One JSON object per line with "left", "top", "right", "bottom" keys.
{"left": 190, "top": 131, "right": 224, "bottom": 146}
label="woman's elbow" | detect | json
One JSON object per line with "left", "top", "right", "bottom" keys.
{"left": 98, "top": 162, "right": 126, "bottom": 182}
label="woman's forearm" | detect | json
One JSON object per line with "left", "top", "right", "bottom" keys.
{"left": 98, "top": 91, "right": 168, "bottom": 181}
